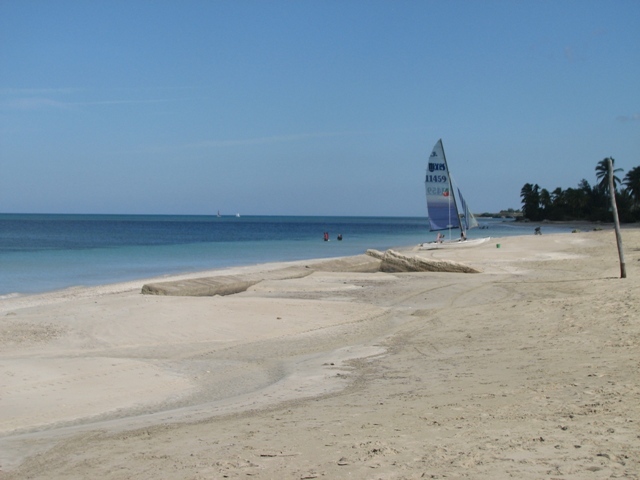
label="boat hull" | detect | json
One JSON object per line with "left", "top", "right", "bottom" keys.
{"left": 420, "top": 237, "right": 490, "bottom": 250}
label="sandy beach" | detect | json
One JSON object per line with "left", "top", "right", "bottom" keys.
{"left": 1, "top": 229, "right": 639, "bottom": 479}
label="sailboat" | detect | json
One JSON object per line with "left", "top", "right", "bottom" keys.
{"left": 421, "top": 139, "right": 488, "bottom": 249}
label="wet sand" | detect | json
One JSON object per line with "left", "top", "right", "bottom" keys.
{"left": 1, "top": 229, "right": 639, "bottom": 479}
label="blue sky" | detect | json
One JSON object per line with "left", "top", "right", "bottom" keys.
{"left": 1, "top": 0, "right": 638, "bottom": 216}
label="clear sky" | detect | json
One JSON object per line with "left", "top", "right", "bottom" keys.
{"left": 1, "top": 1, "right": 638, "bottom": 216}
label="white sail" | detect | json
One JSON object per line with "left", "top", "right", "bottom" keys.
{"left": 425, "top": 139, "right": 477, "bottom": 235}
{"left": 457, "top": 188, "right": 478, "bottom": 231}
{"left": 424, "top": 139, "right": 460, "bottom": 231}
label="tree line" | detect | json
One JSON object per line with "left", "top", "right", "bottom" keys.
{"left": 520, "top": 158, "right": 640, "bottom": 223}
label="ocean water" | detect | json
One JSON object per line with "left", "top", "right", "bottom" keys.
{"left": 0, "top": 214, "right": 571, "bottom": 296}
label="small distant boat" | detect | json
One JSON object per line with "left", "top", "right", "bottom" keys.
{"left": 236, "top": 213, "right": 240, "bottom": 218}
{"left": 217, "top": 210, "right": 221, "bottom": 217}
{"left": 420, "top": 139, "right": 489, "bottom": 249}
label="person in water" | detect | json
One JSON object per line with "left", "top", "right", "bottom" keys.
{"left": 337, "top": 234, "right": 342, "bottom": 241}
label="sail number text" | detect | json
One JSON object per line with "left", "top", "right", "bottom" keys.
{"left": 425, "top": 174, "right": 448, "bottom": 183}
{"left": 425, "top": 186, "right": 451, "bottom": 196}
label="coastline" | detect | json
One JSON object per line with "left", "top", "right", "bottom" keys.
{"left": 1, "top": 229, "right": 639, "bottom": 478}
{"left": 0, "top": 215, "right": 595, "bottom": 298}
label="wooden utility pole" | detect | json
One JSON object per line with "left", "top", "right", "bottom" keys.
{"left": 607, "top": 157, "right": 626, "bottom": 278}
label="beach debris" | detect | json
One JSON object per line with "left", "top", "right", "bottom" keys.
{"left": 141, "top": 249, "right": 478, "bottom": 297}
{"left": 310, "top": 254, "right": 381, "bottom": 272}
{"left": 141, "top": 255, "right": 381, "bottom": 296}
{"left": 258, "top": 451, "right": 299, "bottom": 457}
{"left": 366, "top": 249, "right": 385, "bottom": 260}
{"left": 375, "top": 249, "right": 481, "bottom": 274}
{"left": 141, "top": 267, "right": 312, "bottom": 296}
{"left": 142, "top": 277, "right": 260, "bottom": 296}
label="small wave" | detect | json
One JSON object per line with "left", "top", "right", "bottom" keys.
{"left": 0, "top": 292, "right": 22, "bottom": 300}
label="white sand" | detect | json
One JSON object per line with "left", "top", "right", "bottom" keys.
{"left": 1, "top": 229, "right": 638, "bottom": 479}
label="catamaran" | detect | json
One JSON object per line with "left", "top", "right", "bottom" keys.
{"left": 421, "top": 139, "right": 488, "bottom": 249}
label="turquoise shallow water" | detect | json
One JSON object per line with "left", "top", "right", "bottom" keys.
{"left": 0, "top": 214, "right": 571, "bottom": 296}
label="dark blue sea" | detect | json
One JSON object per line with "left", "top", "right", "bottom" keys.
{"left": 0, "top": 214, "right": 570, "bottom": 296}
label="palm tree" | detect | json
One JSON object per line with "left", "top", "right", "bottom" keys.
{"left": 578, "top": 178, "right": 592, "bottom": 194}
{"left": 596, "top": 157, "right": 623, "bottom": 193}
{"left": 550, "top": 187, "right": 564, "bottom": 206}
{"left": 539, "top": 188, "right": 551, "bottom": 209}
{"left": 520, "top": 183, "right": 541, "bottom": 220}
{"left": 539, "top": 188, "right": 551, "bottom": 218}
{"left": 623, "top": 165, "right": 640, "bottom": 208}
{"left": 564, "top": 188, "right": 586, "bottom": 218}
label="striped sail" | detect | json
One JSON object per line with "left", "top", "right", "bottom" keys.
{"left": 424, "top": 139, "right": 460, "bottom": 231}
{"left": 425, "top": 139, "right": 478, "bottom": 235}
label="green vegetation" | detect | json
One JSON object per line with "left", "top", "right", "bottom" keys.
{"left": 520, "top": 158, "right": 640, "bottom": 223}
